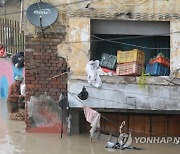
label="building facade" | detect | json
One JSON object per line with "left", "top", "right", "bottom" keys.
{"left": 24, "top": 0, "right": 180, "bottom": 136}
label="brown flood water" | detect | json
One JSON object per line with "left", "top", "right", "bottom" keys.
{"left": 0, "top": 99, "right": 180, "bottom": 154}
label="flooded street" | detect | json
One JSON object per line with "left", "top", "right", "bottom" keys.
{"left": 0, "top": 99, "right": 180, "bottom": 154}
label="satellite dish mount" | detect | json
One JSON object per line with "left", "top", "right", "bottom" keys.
{"left": 26, "top": 1, "right": 58, "bottom": 37}
{"left": 39, "top": 15, "right": 47, "bottom": 37}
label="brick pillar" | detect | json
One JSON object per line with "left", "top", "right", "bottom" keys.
{"left": 25, "top": 33, "right": 67, "bottom": 129}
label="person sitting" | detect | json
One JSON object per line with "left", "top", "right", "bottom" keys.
{"left": 7, "top": 75, "right": 24, "bottom": 113}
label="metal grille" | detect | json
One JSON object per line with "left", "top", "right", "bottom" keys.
{"left": 0, "top": 18, "right": 24, "bottom": 54}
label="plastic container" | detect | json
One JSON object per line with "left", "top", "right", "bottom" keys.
{"left": 100, "top": 53, "right": 117, "bottom": 70}
{"left": 161, "top": 65, "right": 170, "bottom": 76}
{"left": 149, "top": 56, "right": 170, "bottom": 67}
{"left": 116, "top": 62, "right": 144, "bottom": 76}
{"left": 145, "top": 62, "right": 170, "bottom": 76}
{"left": 101, "top": 67, "right": 116, "bottom": 74}
{"left": 117, "top": 49, "right": 145, "bottom": 64}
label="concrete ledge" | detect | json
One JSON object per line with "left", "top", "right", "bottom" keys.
{"left": 69, "top": 75, "right": 180, "bottom": 85}
{"left": 68, "top": 78, "right": 180, "bottom": 111}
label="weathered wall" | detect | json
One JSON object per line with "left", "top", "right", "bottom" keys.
{"left": 25, "top": 33, "right": 68, "bottom": 132}
{"left": 62, "top": 0, "right": 180, "bottom": 76}
{"left": 57, "top": 18, "right": 90, "bottom": 76}
{"left": 0, "top": 0, "right": 21, "bottom": 21}
{"left": 24, "top": 0, "right": 180, "bottom": 76}
{"left": 23, "top": 0, "right": 180, "bottom": 134}
{"left": 0, "top": 58, "right": 24, "bottom": 99}
{"left": 24, "top": 0, "right": 69, "bottom": 133}
{"left": 68, "top": 78, "right": 180, "bottom": 112}
{"left": 68, "top": 0, "right": 177, "bottom": 15}
{"left": 24, "top": 0, "right": 180, "bottom": 35}
{"left": 170, "top": 21, "right": 180, "bottom": 77}
{"left": 65, "top": 18, "right": 90, "bottom": 75}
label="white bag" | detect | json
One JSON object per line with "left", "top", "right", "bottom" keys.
{"left": 20, "top": 83, "right": 26, "bottom": 96}
{"left": 85, "top": 60, "right": 102, "bottom": 88}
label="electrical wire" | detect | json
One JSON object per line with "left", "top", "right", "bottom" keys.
{"left": 35, "top": 13, "right": 171, "bottom": 62}
{"left": 68, "top": 90, "right": 179, "bottom": 111}
{"left": 0, "top": 0, "right": 177, "bottom": 50}
{"left": 62, "top": 33, "right": 175, "bottom": 44}
{"left": 1, "top": 30, "right": 176, "bottom": 47}
{"left": 0, "top": 0, "right": 177, "bottom": 51}
{"left": 69, "top": 25, "right": 171, "bottom": 50}
{"left": 2, "top": 1, "right": 179, "bottom": 50}
{"left": 0, "top": 0, "right": 92, "bottom": 16}
{"left": 91, "top": 37, "right": 170, "bottom": 50}
{"left": 0, "top": 0, "right": 175, "bottom": 17}
{"left": 2, "top": 21, "right": 172, "bottom": 54}
{"left": 47, "top": 70, "right": 180, "bottom": 108}
{"left": 68, "top": 91, "right": 119, "bottom": 125}
{"left": 23, "top": 14, "right": 170, "bottom": 51}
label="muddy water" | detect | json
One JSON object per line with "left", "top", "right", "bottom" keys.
{"left": 0, "top": 99, "right": 180, "bottom": 154}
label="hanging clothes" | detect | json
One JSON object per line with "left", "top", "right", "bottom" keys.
{"left": 83, "top": 105, "right": 101, "bottom": 137}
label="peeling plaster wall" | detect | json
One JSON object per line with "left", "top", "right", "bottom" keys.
{"left": 67, "top": 0, "right": 177, "bottom": 15}
{"left": 67, "top": 18, "right": 90, "bottom": 75}
{"left": 57, "top": 18, "right": 90, "bottom": 75}
{"left": 24, "top": 0, "right": 180, "bottom": 36}
{"left": 24, "top": 0, "right": 180, "bottom": 32}
{"left": 170, "top": 21, "right": 180, "bottom": 77}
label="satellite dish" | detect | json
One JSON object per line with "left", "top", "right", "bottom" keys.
{"left": 26, "top": 2, "right": 58, "bottom": 28}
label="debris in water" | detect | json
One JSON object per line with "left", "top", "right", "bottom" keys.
{"left": 9, "top": 109, "right": 25, "bottom": 121}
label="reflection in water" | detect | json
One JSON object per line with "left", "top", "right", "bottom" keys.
{"left": 0, "top": 99, "right": 180, "bottom": 154}
{"left": 0, "top": 134, "right": 24, "bottom": 154}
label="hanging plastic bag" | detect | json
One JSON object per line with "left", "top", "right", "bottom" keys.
{"left": 85, "top": 60, "right": 102, "bottom": 88}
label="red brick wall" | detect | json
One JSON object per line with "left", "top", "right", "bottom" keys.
{"left": 25, "top": 33, "right": 67, "bottom": 130}
{"left": 25, "top": 33, "right": 67, "bottom": 101}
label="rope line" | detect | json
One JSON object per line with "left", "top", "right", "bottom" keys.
{"left": 68, "top": 91, "right": 179, "bottom": 136}
{"left": 69, "top": 80, "right": 180, "bottom": 102}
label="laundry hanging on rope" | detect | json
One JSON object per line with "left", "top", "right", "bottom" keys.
{"left": 83, "top": 105, "right": 101, "bottom": 138}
